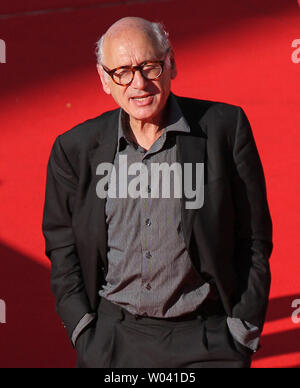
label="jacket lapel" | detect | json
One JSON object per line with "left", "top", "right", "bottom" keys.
{"left": 176, "top": 96, "right": 207, "bottom": 250}
{"left": 176, "top": 132, "right": 206, "bottom": 250}
{"left": 88, "top": 110, "right": 119, "bottom": 273}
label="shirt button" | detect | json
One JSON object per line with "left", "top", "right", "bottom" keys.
{"left": 145, "top": 218, "right": 151, "bottom": 226}
{"left": 145, "top": 251, "right": 152, "bottom": 259}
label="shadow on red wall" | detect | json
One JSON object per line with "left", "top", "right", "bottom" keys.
{"left": 253, "top": 295, "right": 300, "bottom": 367}
{"left": 0, "top": 0, "right": 125, "bottom": 16}
{"left": 0, "top": 241, "right": 76, "bottom": 368}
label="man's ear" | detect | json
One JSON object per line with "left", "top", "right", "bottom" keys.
{"left": 97, "top": 64, "right": 111, "bottom": 95}
{"left": 169, "top": 50, "right": 177, "bottom": 80}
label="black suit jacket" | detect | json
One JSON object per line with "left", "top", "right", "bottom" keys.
{"left": 42, "top": 94, "right": 273, "bottom": 344}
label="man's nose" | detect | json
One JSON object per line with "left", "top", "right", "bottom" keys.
{"left": 130, "top": 69, "right": 147, "bottom": 89}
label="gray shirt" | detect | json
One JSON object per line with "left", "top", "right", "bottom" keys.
{"left": 99, "top": 95, "right": 210, "bottom": 316}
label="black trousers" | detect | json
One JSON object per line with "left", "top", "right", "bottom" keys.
{"left": 75, "top": 297, "right": 252, "bottom": 368}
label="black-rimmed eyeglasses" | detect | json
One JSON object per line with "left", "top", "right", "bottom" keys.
{"left": 101, "top": 50, "right": 170, "bottom": 86}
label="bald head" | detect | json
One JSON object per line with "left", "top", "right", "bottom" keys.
{"left": 106, "top": 17, "right": 155, "bottom": 39}
{"left": 95, "top": 17, "right": 177, "bottom": 129}
{"left": 96, "top": 17, "right": 170, "bottom": 65}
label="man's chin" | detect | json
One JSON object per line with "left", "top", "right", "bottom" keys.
{"left": 127, "top": 107, "right": 160, "bottom": 123}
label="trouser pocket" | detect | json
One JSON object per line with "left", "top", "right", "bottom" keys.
{"left": 76, "top": 312, "right": 116, "bottom": 368}
{"left": 231, "top": 337, "right": 254, "bottom": 358}
{"left": 76, "top": 322, "right": 97, "bottom": 368}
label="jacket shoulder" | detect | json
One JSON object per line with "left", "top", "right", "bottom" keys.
{"left": 57, "top": 108, "right": 119, "bottom": 152}
{"left": 176, "top": 95, "right": 242, "bottom": 124}
{"left": 48, "top": 108, "right": 119, "bottom": 176}
{"left": 175, "top": 95, "right": 247, "bottom": 145}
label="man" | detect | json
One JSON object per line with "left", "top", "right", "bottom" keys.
{"left": 42, "top": 17, "right": 273, "bottom": 368}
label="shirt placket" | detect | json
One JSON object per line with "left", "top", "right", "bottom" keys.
{"left": 138, "top": 134, "right": 166, "bottom": 316}
{"left": 137, "top": 147, "right": 153, "bottom": 316}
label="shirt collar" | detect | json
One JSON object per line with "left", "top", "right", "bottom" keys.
{"left": 117, "top": 92, "right": 191, "bottom": 152}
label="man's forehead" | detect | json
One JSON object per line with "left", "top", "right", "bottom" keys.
{"left": 103, "top": 30, "right": 161, "bottom": 65}
{"left": 105, "top": 27, "right": 157, "bottom": 50}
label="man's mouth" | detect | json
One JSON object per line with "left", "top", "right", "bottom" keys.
{"left": 130, "top": 95, "right": 154, "bottom": 106}
{"left": 133, "top": 96, "right": 149, "bottom": 101}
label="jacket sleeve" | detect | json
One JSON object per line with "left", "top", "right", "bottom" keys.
{"left": 42, "top": 135, "right": 95, "bottom": 346}
{"left": 230, "top": 107, "right": 273, "bottom": 330}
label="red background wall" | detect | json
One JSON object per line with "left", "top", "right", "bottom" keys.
{"left": 0, "top": 0, "right": 117, "bottom": 15}
{"left": 0, "top": 0, "right": 300, "bottom": 368}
